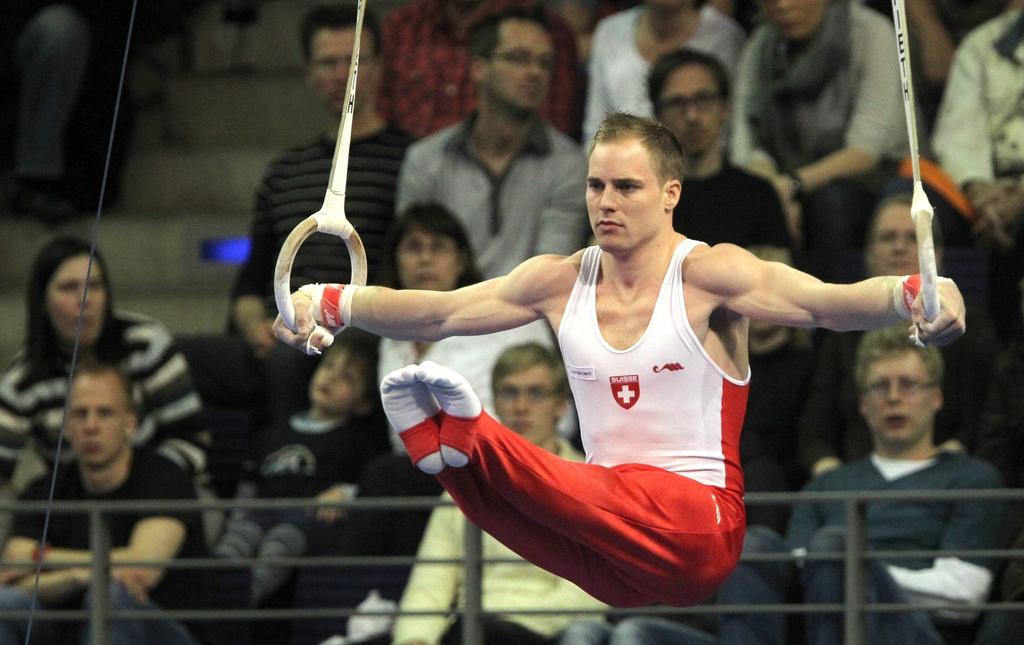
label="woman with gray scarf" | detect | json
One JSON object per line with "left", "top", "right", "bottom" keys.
{"left": 731, "top": 0, "right": 908, "bottom": 282}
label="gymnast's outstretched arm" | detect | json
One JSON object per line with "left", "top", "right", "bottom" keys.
{"left": 273, "top": 252, "right": 580, "bottom": 351}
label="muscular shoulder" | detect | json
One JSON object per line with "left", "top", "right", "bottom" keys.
{"left": 682, "top": 243, "right": 760, "bottom": 299}
{"left": 502, "top": 252, "right": 583, "bottom": 309}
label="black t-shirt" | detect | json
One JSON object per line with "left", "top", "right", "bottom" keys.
{"left": 255, "top": 409, "right": 390, "bottom": 499}
{"left": 674, "top": 163, "right": 792, "bottom": 250}
{"left": 12, "top": 449, "right": 208, "bottom": 611}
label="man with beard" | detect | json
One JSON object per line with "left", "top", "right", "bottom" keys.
{"left": 395, "top": 6, "right": 589, "bottom": 279}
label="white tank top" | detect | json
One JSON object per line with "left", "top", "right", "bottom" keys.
{"left": 557, "top": 240, "right": 750, "bottom": 492}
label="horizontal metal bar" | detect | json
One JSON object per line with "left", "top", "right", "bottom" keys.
{"left": 6, "top": 601, "right": 1024, "bottom": 623}
{"left": 1, "top": 488, "right": 1022, "bottom": 514}
{"left": 9, "top": 545, "right": 1023, "bottom": 570}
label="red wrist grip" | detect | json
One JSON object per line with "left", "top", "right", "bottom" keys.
{"left": 901, "top": 274, "right": 921, "bottom": 314}
{"left": 321, "top": 284, "right": 346, "bottom": 329}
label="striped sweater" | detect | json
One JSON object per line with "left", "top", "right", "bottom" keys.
{"left": 0, "top": 312, "right": 206, "bottom": 482}
{"left": 232, "top": 126, "right": 412, "bottom": 309}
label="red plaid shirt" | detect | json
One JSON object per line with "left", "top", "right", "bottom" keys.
{"left": 378, "top": 0, "right": 582, "bottom": 140}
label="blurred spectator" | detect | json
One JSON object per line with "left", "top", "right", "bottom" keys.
{"left": 4, "top": 3, "right": 89, "bottom": 224}
{"left": 338, "top": 204, "right": 555, "bottom": 561}
{"left": 973, "top": 279, "right": 1024, "bottom": 643}
{"left": 390, "top": 342, "right": 606, "bottom": 645}
{"left": 378, "top": 0, "right": 582, "bottom": 139}
{"left": 583, "top": 0, "right": 744, "bottom": 143}
{"left": 213, "top": 335, "right": 389, "bottom": 606}
{"left": 797, "top": 193, "right": 998, "bottom": 478}
{"left": 184, "top": 4, "right": 413, "bottom": 435}
{"left": 0, "top": 236, "right": 207, "bottom": 493}
{"left": 975, "top": 279, "right": 1024, "bottom": 493}
{"left": 2, "top": 2, "right": 204, "bottom": 223}
{"left": 731, "top": 0, "right": 907, "bottom": 282}
{"left": 864, "top": 0, "right": 1008, "bottom": 127}
{"left": 396, "top": 7, "right": 589, "bottom": 278}
{"left": 549, "top": 0, "right": 599, "bottom": 61}
{"left": 648, "top": 48, "right": 793, "bottom": 249}
{"left": 933, "top": 8, "right": 1024, "bottom": 341}
{"left": 717, "top": 325, "right": 1005, "bottom": 645}
{"left": 0, "top": 363, "right": 208, "bottom": 645}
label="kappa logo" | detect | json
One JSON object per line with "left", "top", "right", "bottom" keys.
{"left": 652, "top": 362, "right": 684, "bottom": 373}
{"left": 609, "top": 375, "right": 640, "bottom": 410}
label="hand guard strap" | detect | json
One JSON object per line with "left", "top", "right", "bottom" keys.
{"left": 298, "top": 283, "right": 358, "bottom": 332}
{"left": 893, "top": 274, "right": 921, "bottom": 320}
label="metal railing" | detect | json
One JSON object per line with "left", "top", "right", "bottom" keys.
{"left": 1, "top": 489, "right": 1023, "bottom": 644}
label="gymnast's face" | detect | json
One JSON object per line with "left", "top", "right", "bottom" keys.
{"left": 46, "top": 254, "right": 107, "bottom": 351}
{"left": 395, "top": 228, "right": 467, "bottom": 292}
{"left": 587, "top": 138, "right": 679, "bottom": 254}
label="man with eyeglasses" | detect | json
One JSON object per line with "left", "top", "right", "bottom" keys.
{"left": 378, "top": 0, "right": 581, "bottom": 139}
{"left": 649, "top": 49, "right": 794, "bottom": 251}
{"left": 799, "top": 193, "right": 999, "bottom": 479}
{"left": 391, "top": 343, "right": 606, "bottom": 644}
{"left": 395, "top": 6, "right": 590, "bottom": 279}
{"left": 712, "top": 324, "right": 1005, "bottom": 645}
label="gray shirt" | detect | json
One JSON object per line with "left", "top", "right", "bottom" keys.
{"left": 396, "top": 116, "right": 589, "bottom": 278}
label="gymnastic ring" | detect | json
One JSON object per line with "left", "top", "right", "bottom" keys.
{"left": 273, "top": 206, "right": 367, "bottom": 332}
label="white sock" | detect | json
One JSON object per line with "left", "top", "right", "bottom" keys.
{"left": 414, "top": 361, "right": 482, "bottom": 419}
{"left": 380, "top": 365, "right": 444, "bottom": 474}
{"left": 415, "top": 361, "right": 481, "bottom": 468}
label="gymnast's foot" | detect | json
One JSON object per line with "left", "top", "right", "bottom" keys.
{"left": 380, "top": 365, "right": 444, "bottom": 474}
{"left": 415, "top": 361, "right": 482, "bottom": 467}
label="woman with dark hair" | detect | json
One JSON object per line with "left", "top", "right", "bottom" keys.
{"left": 377, "top": 204, "right": 553, "bottom": 453}
{"left": 0, "top": 236, "right": 207, "bottom": 489}
{"left": 379, "top": 202, "right": 483, "bottom": 291}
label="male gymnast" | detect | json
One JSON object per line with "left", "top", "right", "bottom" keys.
{"left": 274, "top": 113, "right": 966, "bottom": 607}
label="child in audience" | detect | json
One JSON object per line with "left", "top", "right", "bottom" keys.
{"left": 214, "top": 333, "right": 389, "bottom": 605}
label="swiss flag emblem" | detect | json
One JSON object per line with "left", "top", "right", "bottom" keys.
{"left": 610, "top": 375, "right": 640, "bottom": 410}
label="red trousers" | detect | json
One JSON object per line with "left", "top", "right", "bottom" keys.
{"left": 400, "top": 410, "right": 746, "bottom": 607}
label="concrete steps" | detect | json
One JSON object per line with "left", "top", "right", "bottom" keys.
{"left": 118, "top": 147, "right": 279, "bottom": 214}
{"left": 0, "top": 213, "right": 250, "bottom": 290}
{"left": 134, "top": 73, "right": 325, "bottom": 150}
